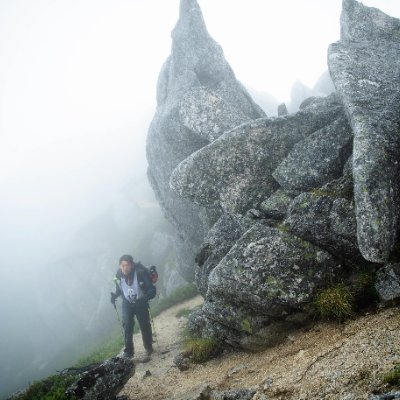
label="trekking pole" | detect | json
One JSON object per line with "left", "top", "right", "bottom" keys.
{"left": 148, "top": 307, "right": 160, "bottom": 351}
{"left": 113, "top": 301, "right": 124, "bottom": 337}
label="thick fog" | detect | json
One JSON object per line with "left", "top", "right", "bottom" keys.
{"left": 1, "top": 0, "right": 400, "bottom": 397}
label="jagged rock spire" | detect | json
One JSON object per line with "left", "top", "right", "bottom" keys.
{"left": 328, "top": 0, "right": 400, "bottom": 263}
{"left": 146, "top": 0, "right": 264, "bottom": 279}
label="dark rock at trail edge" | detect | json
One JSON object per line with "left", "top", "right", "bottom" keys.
{"left": 65, "top": 357, "right": 134, "bottom": 400}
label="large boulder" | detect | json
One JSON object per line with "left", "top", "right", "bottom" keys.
{"left": 283, "top": 192, "right": 361, "bottom": 262}
{"left": 170, "top": 94, "right": 344, "bottom": 214}
{"left": 195, "top": 225, "right": 342, "bottom": 349}
{"left": 328, "top": 0, "right": 400, "bottom": 263}
{"left": 146, "top": 0, "right": 264, "bottom": 278}
{"left": 207, "top": 225, "right": 342, "bottom": 313}
{"left": 195, "top": 213, "right": 253, "bottom": 296}
{"left": 272, "top": 116, "right": 353, "bottom": 191}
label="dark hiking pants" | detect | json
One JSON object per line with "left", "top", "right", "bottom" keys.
{"left": 121, "top": 298, "right": 153, "bottom": 355}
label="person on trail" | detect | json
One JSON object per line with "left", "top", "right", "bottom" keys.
{"left": 110, "top": 254, "right": 156, "bottom": 358}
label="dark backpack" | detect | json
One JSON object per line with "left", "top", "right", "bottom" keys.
{"left": 148, "top": 265, "right": 158, "bottom": 284}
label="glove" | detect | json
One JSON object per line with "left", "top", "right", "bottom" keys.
{"left": 110, "top": 292, "right": 118, "bottom": 305}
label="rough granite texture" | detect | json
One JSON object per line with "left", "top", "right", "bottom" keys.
{"left": 259, "top": 189, "right": 296, "bottom": 220}
{"left": 66, "top": 357, "right": 134, "bottom": 400}
{"left": 170, "top": 94, "right": 343, "bottom": 214}
{"left": 194, "top": 213, "right": 253, "bottom": 297}
{"left": 375, "top": 263, "right": 400, "bottom": 303}
{"left": 328, "top": 0, "right": 400, "bottom": 263}
{"left": 148, "top": 0, "right": 400, "bottom": 349}
{"left": 207, "top": 225, "right": 341, "bottom": 313}
{"left": 283, "top": 192, "right": 361, "bottom": 262}
{"left": 273, "top": 116, "right": 353, "bottom": 191}
{"left": 146, "top": 0, "right": 264, "bottom": 279}
{"left": 188, "top": 225, "right": 342, "bottom": 349}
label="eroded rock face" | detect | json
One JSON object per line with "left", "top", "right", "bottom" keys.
{"left": 195, "top": 213, "right": 253, "bottom": 296}
{"left": 207, "top": 225, "right": 341, "bottom": 313}
{"left": 148, "top": 0, "right": 400, "bottom": 350}
{"left": 328, "top": 0, "right": 400, "bottom": 263}
{"left": 259, "top": 189, "right": 296, "bottom": 220}
{"left": 170, "top": 94, "right": 343, "bottom": 214}
{"left": 283, "top": 192, "right": 360, "bottom": 262}
{"left": 375, "top": 263, "right": 400, "bottom": 303}
{"left": 273, "top": 116, "right": 353, "bottom": 191}
{"left": 190, "top": 225, "right": 342, "bottom": 349}
{"left": 146, "top": 0, "right": 264, "bottom": 278}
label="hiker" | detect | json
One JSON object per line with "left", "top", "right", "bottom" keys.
{"left": 110, "top": 254, "right": 156, "bottom": 358}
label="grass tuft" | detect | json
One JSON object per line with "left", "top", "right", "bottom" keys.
{"left": 383, "top": 364, "right": 400, "bottom": 387}
{"left": 313, "top": 283, "right": 354, "bottom": 322}
{"left": 11, "top": 374, "right": 77, "bottom": 400}
{"left": 184, "top": 337, "right": 221, "bottom": 363}
{"left": 176, "top": 308, "right": 192, "bottom": 318}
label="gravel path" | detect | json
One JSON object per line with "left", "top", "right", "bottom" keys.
{"left": 118, "top": 298, "right": 400, "bottom": 400}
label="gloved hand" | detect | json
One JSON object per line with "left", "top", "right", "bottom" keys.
{"left": 110, "top": 292, "right": 118, "bottom": 305}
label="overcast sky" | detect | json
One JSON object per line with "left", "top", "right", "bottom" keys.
{"left": 1, "top": 0, "right": 400, "bottom": 268}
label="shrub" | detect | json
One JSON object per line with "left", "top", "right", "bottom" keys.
{"left": 352, "top": 268, "right": 379, "bottom": 308}
{"left": 13, "top": 374, "right": 77, "bottom": 400}
{"left": 313, "top": 283, "right": 354, "bottom": 321}
{"left": 383, "top": 364, "right": 400, "bottom": 387}
{"left": 184, "top": 337, "right": 221, "bottom": 363}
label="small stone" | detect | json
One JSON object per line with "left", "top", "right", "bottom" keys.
{"left": 174, "top": 353, "right": 190, "bottom": 371}
{"left": 143, "top": 370, "right": 152, "bottom": 379}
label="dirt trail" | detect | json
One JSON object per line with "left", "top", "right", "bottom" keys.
{"left": 118, "top": 297, "right": 400, "bottom": 400}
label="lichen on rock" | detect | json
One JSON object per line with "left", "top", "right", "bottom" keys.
{"left": 147, "top": 0, "right": 400, "bottom": 351}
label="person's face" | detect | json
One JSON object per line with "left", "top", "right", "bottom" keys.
{"left": 120, "top": 260, "right": 133, "bottom": 276}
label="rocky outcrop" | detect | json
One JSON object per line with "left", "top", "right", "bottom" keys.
{"left": 328, "top": 0, "right": 400, "bottom": 263}
{"left": 272, "top": 116, "right": 353, "bottom": 191}
{"left": 277, "top": 103, "right": 288, "bottom": 117}
{"left": 170, "top": 94, "right": 343, "bottom": 214}
{"left": 66, "top": 357, "right": 134, "bottom": 400}
{"left": 146, "top": 0, "right": 264, "bottom": 279}
{"left": 147, "top": 0, "right": 400, "bottom": 350}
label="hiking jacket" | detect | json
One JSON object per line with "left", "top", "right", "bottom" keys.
{"left": 114, "top": 262, "right": 156, "bottom": 302}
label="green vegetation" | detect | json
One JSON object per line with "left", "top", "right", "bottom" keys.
{"left": 12, "top": 373, "right": 77, "bottom": 400}
{"left": 74, "top": 327, "right": 125, "bottom": 367}
{"left": 352, "top": 267, "right": 379, "bottom": 308}
{"left": 276, "top": 222, "right": 290, "bottom": 233}
{"left": 313, "top": 283, "right": 354, "bottom": 321}
{"left": 310, "top": 188, "right": 339, "bottom": 198}
{"left": 383, "top": 364, "right": 400, "bottom": 387}
{"left": 184, "top": 337, "right": 221, "bottom": 363}
{"left": 176, "top": 308, "right": 192, "bottom": 318}
{"left": 150, "top": 283, "right": 199, "bottom": 316}
{"left": 241, "top": 318, "right": 253, "bottom": 334}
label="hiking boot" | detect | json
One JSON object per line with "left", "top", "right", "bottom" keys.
{"left": 123, "top": 351, "right": 134, "bottom": 358}
{"left": 145, "top": 347, "right": 153, "bottom": 357}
